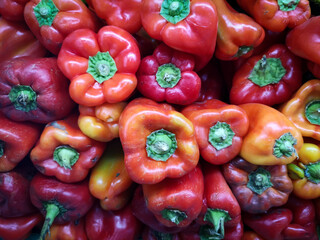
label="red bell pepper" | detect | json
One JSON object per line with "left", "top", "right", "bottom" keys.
{"left": 91, "top": 0, "right": 142, "bottom": 34}
{"left": 229, "top": 44, "right": 303, "bottom": 106}
{"left": 57, "top": 26, "right": 141, "bottom": 106}
{"left": 242, "top": 231, "right": 264, "bottom": 240}
{"left": 30, "top": 114, "right": 106, "bottom": 183}
{"left": 0, "top": 0, "right": 28, "bottom": 22}
{"left": 24, "top": 0, "right": 101, "bottom": 55}
{"left": 30, "top": 173, "right": 94, "bottom": 240}
{"left": 137, "top": 43, "right": 201, "bottom": 105}
{"left": 0, "top": 57, "right": 75, "bottom": 123}
{"left": 0, "top": 113, "right": 42, "bottom": 172}
{"left": 140, "top": 0, "right": 218, "bottom": 69}
{"left": 85, "top": 203, "right": 142, "bottom": 240}
{"left": 45, "top": 218, "right": 87, "bottom": 240}
{"left": 307, "top": 62, "right": 320, "bottom": 79}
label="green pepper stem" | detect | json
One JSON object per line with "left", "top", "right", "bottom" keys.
{"left": 208, "top": 122, "right": 235, "bottom": 151}
{"left": 247, "top": 167, "right": 273, "bottom": 195}
{"left": 156, "top": 63, "right": 181, "bottom": 88}
{"left": 273, "top": 132, "right": 298, "bottom": 158}
{"left": 160, "top": 0, "right": 190, "bottom": 24}
{"left": 161, "top": 209, "right": 187, "bottom": 225}
{"left": 9, "top": 85, "right": 37, "bottom": 112}
{"left": 235, "top": 46, "right": 253, "bottom": 58}
{"left": 287, "top": 163, "right": 305, "bottom": 180}
{"left": 204, "top": 209, "right": 231, "bottom": 239}
{"left": 305, "top": 100, "right": 320, "bottom": 126}
{"left": 53, "top": 146, "right": 80, "bottom": 169}
{"left": 278, "top": 0, "right": 300, "bottom": 11}
{"left": 0, "top": 141, "right": 5, "bottom": 158}
{"left": 305, "top": 161, "right": 320, "bottom": 184}
{"left": 34, "top": 0, "right": 59, "bottom": 27}
{"left": 39, "top": 203, "right": 60, "bottom": 240}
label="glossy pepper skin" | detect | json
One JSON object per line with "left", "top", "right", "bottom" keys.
{"left": 287, "top": 143, "right": 320, "bottom": 199}
{"left": 30, "top": 173, "right": 94, "bottom": 240}
{"left": 239, "top": 103, "right": 303, "bottom": 165}
{"left": 214, "top": 0, "right": 265, "bottom": 61}
{"left": 242, "top": 231, "right": 264, "bottom": 240}
{"left": 91, "top": 0, "right": 142, "bottom": 34}
{"left": 140, "top": 0, "right": 218, "bottom": 68}
{"left": 0, "top": 57, "right": 75, "bottom": 123}
{"left": 119, "top": 98, "right": 199, "bottom": 184}
{"left": 230, "top": 44, "right": 303, "bottom": 106}
{"left": 85, "top": 203, "right": 142, "bottom": 240}
{"left": 281, "top": 79, "right": 320, "bottom": 141}
{"left": 182, "top": 99, "right": 249, "bottom": 165}
{"left": 57, "top": 26, "right": 140, "bottom": 106}
{"left": 223, "top": 156, "right": 293, "bottom": 213}
{"left": 0, "top": 17, "right": 47, "bottom": 62}
{"left": 137, "top": 43, "right": 201, "bottom": 105}
{"left": 236, "top": 0, "right": 311, "bottom": 32}
{"left": 143, "top": 165, "right": 204, "bottom": 228}
{"left": 0, "top": 113, "right": 42, "bottom": 172}
{"left": 30, "top": 114, "right": 106, "bottom": 183}
{"left": 78, "top": 102, "right": 127, "bottom": 142}
{"left": 24, "top": 0, "right": 101, "bottom": 55}
{"left": 0, "top": 0, "right": 28, "bottom": 22}
{"left": 45, "top": 218, "right": 87, "bottom": 240}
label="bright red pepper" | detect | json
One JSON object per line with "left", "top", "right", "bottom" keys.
{"left": 57, "top": 26, "right": 141, "bottom": 106}
{"left": 137, "top": 43, "right": 201, "bottom": 105}
{"left": 0, "top": 0, "right": 29, "bottom": 22}
{"left": 45, "top": 218, "right": 87, "bottom": 240}
{"left": 0, "top": 57, "right": 75, "bottom": 123}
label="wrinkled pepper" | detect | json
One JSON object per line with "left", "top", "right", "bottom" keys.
{"left": 0, "top": 113, "right": 42, "bottom": 172}
{"left": 214, "top": 0, "right": 265, "bottom": 61}
{"left": 30, "top": 114, "right": 106, "bottom": 183}
{"left": 45, "top": 218, "right": 87, "bottom": 240}
{"left": 182, "top": 99, "right": 249, "bottom": 165}
{"left": 287, "top": 142, "right": 320, "bottom": 199}
{"left": 57, "top": 26, "right": 141, "bottom": 106}
{"left": 91, "top": 0, "right": 142, "bottom": 34}
{"left": 137, "top": 43, "right": 201, "bottom": 105}
{"left": 229, "top": 44, "right": 303, "bottom": 106}
{"left": 30, "top": 173, "right": 94, "bottom": 240}
{"left": 0, "top": 57, "right": 75, "bottom": 123}
{"left": 142, "top": 165, "right": 204, "bottom": 228}
{"left": 78, "top": 102, "right": 127, "bottom": 142}
{"left": 0, "top": 0, "right": 28, "bottom": 22}
{"left": 24, "top": 0, "right": 101, "bottom": 55}
{"left": 281, "top": 79, "right": 320, "bottom": 141}
{"left": 236, "top": 0, "right": 311, "bottom": 32}
{"left": 223, "top": 156, "right": 293, "bottom": 213}
{"left": 85, "top": 203, "right": 142, "bottom": 240}
{"left": 239, "top": 103, "right": 303, "bottom": 165}
{"left": 119, "top": 98, "right": 199, "bottom": 184}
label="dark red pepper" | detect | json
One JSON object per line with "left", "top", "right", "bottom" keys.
{"left": 47, "top": 218, "right": 88, "bottom": 240}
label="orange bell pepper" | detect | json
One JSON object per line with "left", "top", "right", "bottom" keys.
{"left": 239, "top": 103, "right": 303, "bottom": 165}
{"left": 119, "top": 98, "right": 199, "bottom": 184}
{"left": 281, "top": 79, "right": 320, "bottom": 141}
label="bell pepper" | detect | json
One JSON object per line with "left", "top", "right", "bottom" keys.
{"left": 280, "top": 79, "right": 320, "bottom": 141}
{"left": 0, "top": 113, "right": 42, "bottom": 172}
{"left": 119, "top": 98, "right": 199, "bottom": 184}
{"left": 91, "top": 0, "right": 142, "bottom": 34}
{"left": 0, "top": 213, "right": 43, "bottom": 240}
{"left": 30, "top": 114, "right": 106, "bottom": 183}
{"left": 137, "top": 43, "right": 201, "bottom": 105}
{"left": 236, "top": 0, "right": 311, "bottom": 32}
{"left": 222, "top": 156, "right": 293, "bottom": 213}
{"left": 142, "top": 165, "right": 204, "bottom": 228}
{"left": 0, "top": 57, "right": 75, "bottom": 123}
{"left": 45, "top": 218, "right": 87, "bottom": 240}
{"left": 229, "top": 44, "right": 303, "bottom": 106}
{"left": 224, "top": 221, "right": 243, "bottom": 240}
{"left": 99, "top": 187, "right": 135, "bottom": 211}
{"left": 242, "top": 231, "right": 264, "bottom": 240}
{"left": 286, "top": 16, "right": 320, "bottom": 65}
{"left": 57, "top": 26, "right": 141, "bottom": 106}
{"left": 134, "top": 28, "right": 160, "bottom": 58}
{"left": 140, "top": 0, "right": 218, "bottom": 69}
{"left": 239, "top": 103, "right": 303, "bottom": 165}
{"left": 0, "top": 17, "right": 47, "bottom": 62}
{"left": 182, "top": 99, "right": 249, "bottom": 165}
{"left": 287, "top": 142, "right": 320, "bottom": 199}
{"left": 0, "top": 0, "right": 28, "bottom": 22}
{"left": 307, "top": 62, "right": 320, "bottom": 79}
{"left": 78, "top": 102, "right": 127, "bottom": 142}
{"left": 30, "top": 173, "right": 94, "bottom": 240}
{"left": 89, "top": 140, "right": 133, "bottom": 210}
{"left": 214, "top": 0, "right": 265, "bottom": 61}
{"left": 24, "top": 0, "right": 101, "bottom": 55}
{"left": 85, "top": 203, "right": 142, "bottom": 240}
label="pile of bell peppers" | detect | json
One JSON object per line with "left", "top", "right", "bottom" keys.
{"left": 0, "top": 0, "right": 320, "bottom": 239}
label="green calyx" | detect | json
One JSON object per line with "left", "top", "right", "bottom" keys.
{"left": 146, "top": 129, "right": 177, "bottom": 162}
{"left": 156, "top": 63, "right": 181, "bottom": 88}
{"left": 34, "top": 0, "right": 59, "bottom": 27}
{"left": 278, "top": 0, "right": 300, "bottom": 11}
{"left": 208, "top": 122, "right": 235, "bottom": 151}
{"left": 234, "top": 46, "right": 253, "bottom": 58}
{"left": 305, "top": 100, "right": 320, "bottom": 125}
{"left": 160, "top": 0, "right": 190, "bottom": 24}
{"left": 248, "top": 55, "right": 286, "bottom": 87}
{"left": 9, "top": 85, "right": 37, "bottom": 112}
{"left": 87, "top": 51, "right": 117, "bottom": 84}
{"left": 161, "top": 209, "right": 187, "bottom": 225}
{"left": 199, "top": 225, "right": 224, "bottom": 240}
{"left": 305, "top": 161, "right": 320, "bottom": 184}
{"left": 53, "top": 146, "right": 80, "bottom": 169}
{"left": 0, "top": 141, "right": 5, "bottom": 158}
{"left": 203, "top": 209, "right": 231, "bottom": 239}
{"left": 273, "top": 132, "right": 298, "bottom": 158}
{"left": 151, "top": 230, "right": 173, "bottom": 240}
{"left": 287, "top": 163, "right": 305, "bottom": 180}
{"left": 247, "top": 167, "right": 273, "bottom": 195}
